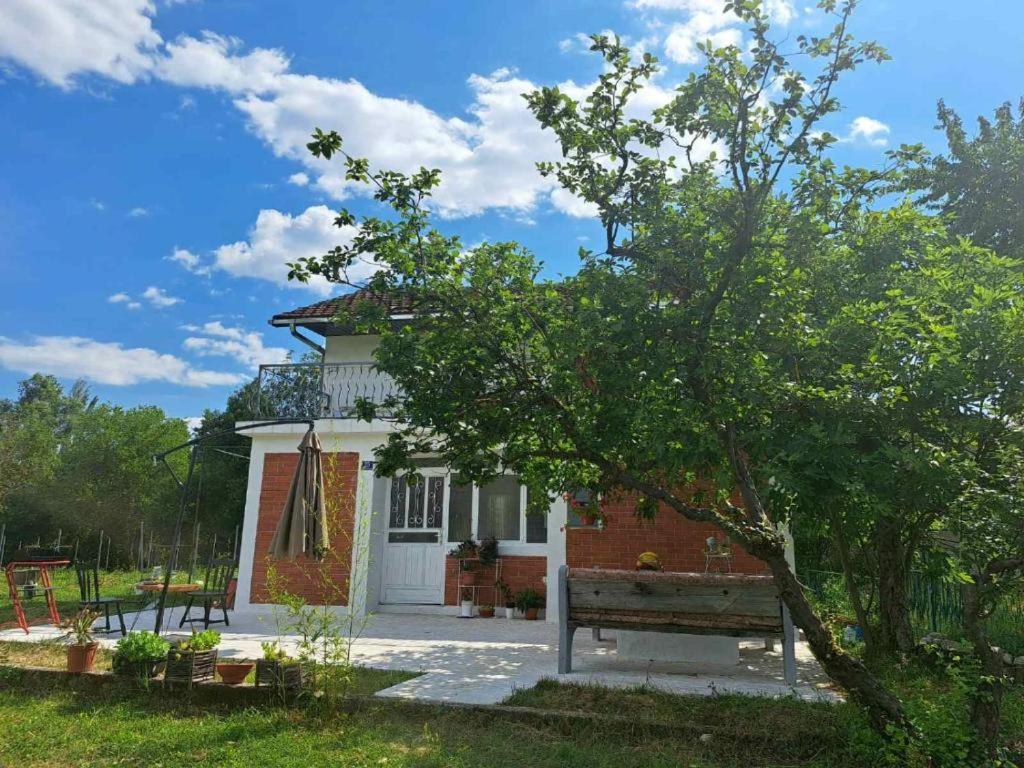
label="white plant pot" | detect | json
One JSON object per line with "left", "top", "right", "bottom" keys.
{"left": 505, "top": 606, "right": 516, "bottom": 619}
{"left": 459, "top": 599, "right": 474, "bottom": 618}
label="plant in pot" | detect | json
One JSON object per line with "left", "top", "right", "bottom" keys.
{"left": 569, "top": 496, "right": 605, "bottom": 527}
{"left": 449, "top": 539, "right": 480, "bottom": 585}
{"left": 477, "top": 536, "right": 499, "bottom": 566}
{"left": 514, "top": 588, "right": 544, "bottom": 620}
{"left": 256, "top": 641, "right": 303, "bottom": 692}
{"left": 496, "top": 579, "right": 515, "bottom": 618}
{"left": 477, "top": 604, "right": 495, "bottom": 618}
{"left": 164, "top": 629, "right": 220, "bottom": 687}
{"left": 216, "top": 658, "right": 255, "bottom": 685}
{"left": 61, "top": 609, "right": 100, "bottom": 674}
{"left": 113, "top": 631, "right": 170, "bottom": 680}
{"left": 459, "top": 586, "right": 475, "bottom": 618}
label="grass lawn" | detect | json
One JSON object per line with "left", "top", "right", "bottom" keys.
{"left": 0, "top": 674, "right": 861, "bottom": 768}
{"left": 1, "top": 642, "right": 1021, "bottom": 766}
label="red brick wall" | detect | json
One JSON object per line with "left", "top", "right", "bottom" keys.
{"left": 249, "top": 451, "right": 359, "bottom": 605}
{"left": 567, "top": 491, "right": 767, "bottom": 575}
{"left": 443, "top": 555, "right": 546, "bottom": 607}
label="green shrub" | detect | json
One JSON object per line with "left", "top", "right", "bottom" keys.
{"left": 176, "top": 629, "right": 220, "bottom": 652}
{"left": 113, "top": 632, "right": 170, "bottom": 662}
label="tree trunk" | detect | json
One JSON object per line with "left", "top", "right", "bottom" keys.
{"left": 831, "top": 511, "right": 874, "bottom": 650}
{"left": 744, "top": 532, "right": 912, "bottom": 734}
{"left": 963, "top": 579, "right": 1005, "bottom": 761}
{"left": 875, "top": 517, "right": 915, "bottom": 655}
{"left": 611, "top": 450, "right": 913, "bottom": 738}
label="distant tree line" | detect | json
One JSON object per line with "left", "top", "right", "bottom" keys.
{"left": 0, "top": 374, "right": 265, "bottom": 568}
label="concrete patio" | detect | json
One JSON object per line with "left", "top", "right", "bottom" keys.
{"left": 0, "top": 607, "right": 840, "bottom": 706}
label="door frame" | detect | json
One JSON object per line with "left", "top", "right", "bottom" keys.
{"left": 379, "top": 470, "right": 449, "bottom": 605}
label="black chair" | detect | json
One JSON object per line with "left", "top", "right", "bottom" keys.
{"left": 179, "top": 557, "right": 236, "bottom": 630}
{"left": 76, "top": 563, "right": 127, "bottom": 636}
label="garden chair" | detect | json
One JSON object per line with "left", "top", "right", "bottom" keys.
{"left": 703, "top": 536, "right": 734, "bottom": 573}
{"left": 75, "top": 563, "right": 127, "bottom": 636}
{"left": 179, "top": 557, "right": 235, "bottom": 630}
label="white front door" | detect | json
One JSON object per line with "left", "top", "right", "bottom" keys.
{"left": 380, "top": 474, "right": 446, "bottom": 604}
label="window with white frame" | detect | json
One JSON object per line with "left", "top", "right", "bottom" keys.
{"left": 445, "top": 475, "right": 547, "bottom": 545}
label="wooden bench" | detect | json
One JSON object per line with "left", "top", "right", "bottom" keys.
{"left": 557, "top": 565, "right": 797, "bottom": 685}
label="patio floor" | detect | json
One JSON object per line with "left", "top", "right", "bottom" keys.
{"left": 0, "top": 606, "right": 840, "bottom": 706}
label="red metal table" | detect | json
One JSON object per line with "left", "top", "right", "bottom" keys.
{"left": 4, "top": 559, "right": 71, "bottom": 634}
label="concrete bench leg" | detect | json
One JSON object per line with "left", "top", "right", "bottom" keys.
{"left": 559, "top": 624, "right": 577, "bottom": 674}
{"left": 558, "top": 564, "right": 575, "bottom": 674}
{"left": 764, "top": 638, "right": 775, "bottom": 651}
{"left": 781, "top": 603, "right": 797, "bottom": 686}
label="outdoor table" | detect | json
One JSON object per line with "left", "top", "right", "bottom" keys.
{"left": 134, "top": 582, "right": 201, "bottom": 593}
{"left": 4, "top": 559, "right": 71, "bottom": 634}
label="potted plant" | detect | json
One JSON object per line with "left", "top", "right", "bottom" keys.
{"left": 477, "top": 536, "right": 499, "bottom": 566}
{"left": 477, "top": 604, "right": 495, "bottom": 618}
{"left": 459, "top": 558, "right": 480, "bottom": 586}
{"left": 449, "top": 539, "right": 480, "bottom": 585}
{"left": 570, "top": 496, "right": 604, "bottom": 527}
{"left": 112, "top": 631, "right": 170, "bottom": 680}
{"left": 256, "top": 641, "right": 303, "bottom": 691}
{"left": 164, "top": 629, "right": 220, "bottom": 687}
{"left": 459, "top": 586, "right": 475, "bottom": 618}
{"left": 216, "top": 659, "right": 255, "bottom": 685}
{"left": 61, "top": 609, "right": 100, "bottom": 674}
{"left": 514, "top": 588, "right": 544, "bottom": 620}
{"left": 496, "top": 579, "right": 515, "bottom": 618}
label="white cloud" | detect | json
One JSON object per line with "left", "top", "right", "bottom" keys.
{"left": 632, "top": 0, "right": 796, "bottom": 65}
{"left": 0, "top": 0, "right": 161, "bottom": 88}
{"left": 155, "top": 31, "right": 288, "bottom": 93}
{"left": 129, "top": 206, "right": 150, "bottom": 217}
{"left": 166, "top": 246, "right": 210, "bottom": 275}
{"left": 287, "top": 171, "right": 309, "bottom": 187}
{"left": 142, "top": 285, "right": 183, "bottom": 307}
{"left": 182, "top": 321, "right": 289, "bottom": 368}
{"left": 90, "top": 198, "right": 106, "bottom": 211}
{"left": 109, "top": 292, "right": 143, "bottom": 309}
{"left": 210, "top": 205, "right": 369, "bottom": 295}
{"left": 1, "top": 5, "right": 714, "bottom": 221}
{"left": 846, "top": 116, "right": 890, "bottom": 147}
{"left": 0, "top": 335, "right": 245, "bottom": 387}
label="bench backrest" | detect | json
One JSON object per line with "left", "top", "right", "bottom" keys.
{"left": 565, "top": 567, "right": 783, "bottom": 637}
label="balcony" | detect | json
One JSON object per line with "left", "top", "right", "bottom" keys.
{"left": 252, "top": 362, "right": 399, "bottom": 419}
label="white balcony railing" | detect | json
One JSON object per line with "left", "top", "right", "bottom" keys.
{"left": 253, "top": 362, "right": 398, "bottom": 419}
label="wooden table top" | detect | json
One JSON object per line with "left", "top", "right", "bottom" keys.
{"left": 135, "top": 582, "right": 201, "bottom": 593}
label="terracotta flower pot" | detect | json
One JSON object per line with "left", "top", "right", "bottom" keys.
{"left": 478, "top": 606, "right": 495, "bottom": 618}
{"left": 216, "top": 662, "right": 255, "bottom": 685}
{"left": 578, "top": 514, "right": 596, "bottom": 526}
{"left": 460, "top": 569, "right": 478, "bottom": 586}
{"left": 67, "top": 642, "right": 99, "bottom": 674}
{"left": 524, "top": 608, "right": 539, "bottom": 620}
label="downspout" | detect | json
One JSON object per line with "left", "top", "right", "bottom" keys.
{"left": 289, "top": 321, "right": 325, "bottom": 358}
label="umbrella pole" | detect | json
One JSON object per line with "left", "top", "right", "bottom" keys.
{"left": 154, "top": 444, "right": 199, "bottom": 636}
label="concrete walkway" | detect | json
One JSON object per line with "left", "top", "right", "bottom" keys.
{"left": 0, "top": 607, "right": 840, "bottom": 706}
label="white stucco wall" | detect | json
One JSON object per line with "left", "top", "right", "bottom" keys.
{"left": 323, "top": 334, "right": 380, "bottom": 363}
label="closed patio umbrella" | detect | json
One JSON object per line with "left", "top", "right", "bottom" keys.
{"left": 269, "top": 428, "right": 329, "bottom": 560}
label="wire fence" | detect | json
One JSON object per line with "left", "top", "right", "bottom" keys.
{"left": 799, "top": 568, "right": 1024, "bottom": 654}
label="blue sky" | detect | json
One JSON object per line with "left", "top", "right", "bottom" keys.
{"left": 0, "top": 0, "right": 1021, "bottom": 422}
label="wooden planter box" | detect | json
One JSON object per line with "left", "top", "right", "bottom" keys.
{"left": 112, "top": 655, "right": 165, "bottom": 680}
{"left": 255, "top": 659, "right": 303, "bottom": 691}
{"left": 163, "top": 648, "right": 217, "bottom": 687}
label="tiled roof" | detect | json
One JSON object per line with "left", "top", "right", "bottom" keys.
{"left": 270, "top": 289, "right": 415, "bottom": 325}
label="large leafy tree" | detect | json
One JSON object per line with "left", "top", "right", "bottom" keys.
{"left": 291, "top": 0, "right": 918, "bottom": 733}
{"left": 913, "top": 98, "right": 1024, "bottom": 257}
